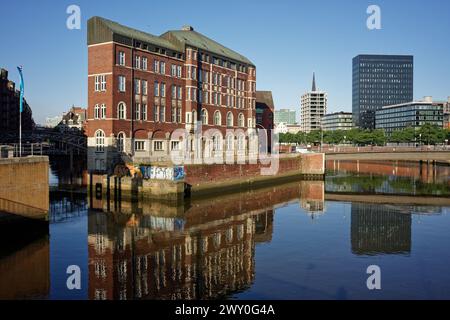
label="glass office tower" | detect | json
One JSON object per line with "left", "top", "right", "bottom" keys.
{"left": 352, "top": 55, "right": 413, "bottom": 129}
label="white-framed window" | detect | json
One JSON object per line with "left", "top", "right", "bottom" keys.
{"left": 118, "top": 51, "right": 125, "bottom": 66}
{"left": 214, "top": 111, "right": 221, "bottom": 125}
{"left": 213, "top": 134, "right": 222, "bottom": 151}
{"left": 160, "top": 61, "right": 165, "bottom": 74}
{"left": 227, "top": 112, "right": 233, "bottom": 127}
{"left": 101, "top": 104, "right": 106, "bottom": 119}
{"left": 238, "top": 134, "right": 245, "bottom": 151}
{"left": 226, "top": 134, "right": 234, "bottom": 151}
{"left": 95, "top": 76, "right": 100, "bottom": 92}
{"left": 171, "top": 106, "right": 177, "bottom": 123}
{"left": 177, "top": 108, "right": 182, "bottom": 123}
{"left": 154, "top": 60, "right": 159, "bottom": 73}
{"left": 171, "top": 140, "right": 180, "bottom": 151}
{"left": 95, "top": 75, "right": 106, "bottom": 92}
{"left": 134, "top": 79, "right": 141, "bottom": 94}
{"left": 160, "top": 106, "right": 165, "bottom": 122}
{"left": 142, "top": 57, "right": 148, "bottom": 70}
{"left": 142, "top": 80, "right": 148, "bottom": 96}
{"left": 177, "top": 86, "right": 182, "bottom": 100}
{"left": 134, "top": 140, "right": 145, "bottom": 151}
{"left": 171, "top": 85, "right": 177, "bottom": 99}
{"left": 154, "top": 82, "right": 159, "bottom": 96}
{"left": 135, "top": 103, "right": 141, "bottom": 120}
{"left": 161, "top": 83, "right": 166, "bottom": 97}
{"left": 238, "top": 113, "right": 245, "bottom": 127}
{"left": 171, "top": 65, "right": 176, "bottom": 77}
{"left": 118, "top": 76, "right": 126, "bottom": 92}
{"left": 94, "top": 104, "right": 100, "bottom": 119}
{"left": 142, "top": 104, "right": 147, "bottom": 121}
{"left": 177, "top": 66, "right": 182, "bottom": 78}
{"left": 118, "top": 102, "right": 126, "bottom": 119}
{"left": 154, "top": 141, "right": 164, "bottom": 151}
{"left": 201, "top": 109, "right": 208, "bottom": 125}
{"left": 134, "top": 55, "right": 141, "bottom": 69}
{"left": 95, "top": 130, "right": 105, "bottom": 152}
{"left": 117, "top": 132, "right": 125, "bottom": 152}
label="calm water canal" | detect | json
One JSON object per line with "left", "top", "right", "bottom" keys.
{"left": 1, "top": 157, "right": 450, "bottom": 300}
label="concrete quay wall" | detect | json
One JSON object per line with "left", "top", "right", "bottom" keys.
{"left": 93, "top": 153, "right": 325, "bottom": 202}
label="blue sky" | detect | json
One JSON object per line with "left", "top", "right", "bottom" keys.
{"left": 1, "top": 0, "right": 450, "bottom": 124}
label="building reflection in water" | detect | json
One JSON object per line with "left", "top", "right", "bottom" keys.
{"left": 0, "top": 219, "right": 49, "bottom": 299}
{"left": 88, "top": 180, "right": 325, "bottom": 300}
{"left": 351, "top": 203, "right": 412, "bottom": 256}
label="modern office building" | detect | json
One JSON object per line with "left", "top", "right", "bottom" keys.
{"left": 352, "top": 55, "right": 414, "bottom": 129}
{"left": 87, "top": 17, "right": 257, "bottom": 171}
{"left": 443, "top": 97, "right": 450, "bottom": 130}
{"left": 375, "top": 97, "right": 444, "bottom": 135}
{"left": 274, "top": 108, "right": 296, "bottom": 125}
{"left": 300, "top": 73, "right": 327, "bottom": 133}
{"left": 321, "top": 112, "right": 353, "bottom": 131}
{"left": 0, "top": 68, "right": 34, "bottom": 135}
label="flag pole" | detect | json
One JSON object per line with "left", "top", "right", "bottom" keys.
{"left": 17, "top": 66, "right": 24, "bottom": 157}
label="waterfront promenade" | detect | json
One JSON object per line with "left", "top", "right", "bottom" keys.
{"left": 323, "top": 146, "right": 450, "bottom": 162}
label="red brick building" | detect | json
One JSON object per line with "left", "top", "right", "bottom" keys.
{"left": 87, "top": 17, "right": 257, "bottom": 171}
{"left": 255, "top": 91, "right": 274, "bottom": 151}
{"left": 0, "top": 68, "right": 34, "bottom": 135}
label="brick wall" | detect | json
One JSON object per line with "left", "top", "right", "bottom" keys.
{"left": 184, "top": 154, "right": 324, "bottom": 192}
{"left": 0, "top": 157, "right": 49, "bottom": 220}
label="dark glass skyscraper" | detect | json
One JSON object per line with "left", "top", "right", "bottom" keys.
{"left": 352, "top": 55, "right": 414, "bottom": 129}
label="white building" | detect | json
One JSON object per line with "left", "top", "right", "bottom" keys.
{"left": 300, "top": 73, "right": 327, "bottom": 133}
{"left": 274, "top": 122, "right": 288, "bottom": 134}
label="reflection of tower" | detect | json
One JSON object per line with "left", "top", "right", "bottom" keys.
{"left": 254, "top": 210, "right": 274, "bottom": 243}
{"left": 299, "top": 181, "right": 325, "bottom": 215}
{"left": 351, "top": 203, "right": 411, "bottom": 255}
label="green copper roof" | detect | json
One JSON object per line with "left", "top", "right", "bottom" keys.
{"left": 87, "top": 16, "right": 181, "bottom": 52}
{"left": 160, "top": 29, "right": 254, "bottom": 66}
{"left": 87, "top": 16, "right": 254, "bottom": 66}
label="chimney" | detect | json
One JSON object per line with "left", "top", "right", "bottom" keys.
{"left": 182, "top": 25, "right": 194, "bottom": 31}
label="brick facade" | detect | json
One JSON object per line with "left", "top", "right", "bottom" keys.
{"left": 87, "top": 17, "right": 257, "bottom": 172}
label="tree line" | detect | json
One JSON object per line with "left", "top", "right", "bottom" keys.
{"left": 279, "top": 124, "right": 450, "bottom": 146}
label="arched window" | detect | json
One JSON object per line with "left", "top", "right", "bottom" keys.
{"left": 192, "top": 110, "right": 197, "bottom": 124}
{"left": 118, "top": 102, "right": 126, "bottom": 120}
{"left": 238, "top": 134, "right": 245, "bottom": 151}
{"left": 226, "top": 112, "right": 233, "bottom": 127}
{"left": 213, "top": 134, "right": 222, "bottom": 151}
{"left": 226, "top": 134, "right": 234, "bottom": 151}
{"left": 201, "top": 109, "right": 208, "bottom": 125}
{"left": 238, "top": 113, "right": 245, "bottom": 127}
{"left": 95, "top": 130, "right": 105, "bottom": 152}
{"left": 117, "top": 132, "right": 125, "bottom": 152}
{"left": 214, "top": 111, "right": 221, "bottom": 126}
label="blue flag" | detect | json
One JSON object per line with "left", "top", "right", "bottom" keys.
{"left": 17, "top": 66, "right": 24, "bottom": 113}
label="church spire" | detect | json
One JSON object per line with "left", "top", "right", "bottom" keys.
{"left": 312, "top": 72, "right": 317, "bottom": 91}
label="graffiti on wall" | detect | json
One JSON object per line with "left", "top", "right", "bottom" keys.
{"left": 139, "top": 165, "right": 185, "bottom": 181}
